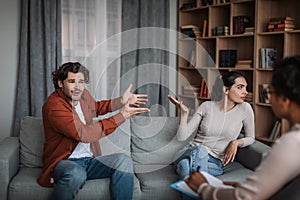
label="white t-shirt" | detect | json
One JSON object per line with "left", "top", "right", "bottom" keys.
{"left": 177, "top": 101, "right": 255, "bottom": 160}
{"left": 68, "top": 102, "right": 93, "bottom": 159}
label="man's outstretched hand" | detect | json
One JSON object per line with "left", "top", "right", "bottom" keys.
{"left": 121, "top": 84, "right": 148, "bottom": 107}
{"left": 121, "top": 98, "right": 150, "bottom": 118}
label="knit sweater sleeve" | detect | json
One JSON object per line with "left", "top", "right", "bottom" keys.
{"left": 240, "top": 102, "right": 255, "bottom": 147}
{"left": 176, "top": 102, "right": 206, "bottom": 141}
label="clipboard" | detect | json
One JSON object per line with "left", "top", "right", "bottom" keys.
{"left": 170, "top": 180, "right": 199, "bottom": 200}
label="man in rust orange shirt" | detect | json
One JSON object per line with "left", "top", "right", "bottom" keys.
{"left": 37, "top": 62, "right": 150, "bottom": 200}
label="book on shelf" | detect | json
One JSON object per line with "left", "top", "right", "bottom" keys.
{"left": 259, "top": 83, "right": 271, "bottom": 104}
{"left": 269, "top": 16, "right": 294, "bottom": 22}
{"left": 213, "top": 26, "right": 229, "bottom": 36}
{"left": 235, "top": 59, "right": 252, "bottom": 69}
{"left": 267, "top": 16, "right": 295, "bottom": 32}
{"left": 269, "top": 121, "right": 281, "bottom": 140}
{"left": 202, "top": 19, "right": 207, "bottom": 37}
{"left": 268, "top": 19, "right": 295, "bottom": 25}
{"left": 219, "top": 50, "right": 237, "bottom": 68}
{"left": 268, "top": 28, "right": 294, "bottom": 32}
{"left": 199, "top": 80, "right": 208, "bottom": 98}
{"left": 267, "top": 23, "right": 295, "bottom": 29}
{"left": 181, "top": 25, "right": 201, "bottom": 38}
{"left": 265, "top": 48, "right": 277, "bottom": 68}
{"left": 244, "top": 27, "right": 254, "bottom": 35}
{"left": 233, "top": 16, "right": 250, "bottom": 34}
{"left": 259, "top": 48, "right": 277, "bottom": 68}
{"left": 181, "top": 25, "right": 199, "bottom": 29}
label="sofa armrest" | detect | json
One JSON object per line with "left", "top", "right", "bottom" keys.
{"left": 236, "top": 139, "right": 271, "bottom": 170}
{"left": 0, "top": 137, "right": 20, "bottom": 200}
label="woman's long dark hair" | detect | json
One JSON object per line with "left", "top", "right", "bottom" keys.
{"left": 211, "top": 71, "right": 246, "bottom": 101}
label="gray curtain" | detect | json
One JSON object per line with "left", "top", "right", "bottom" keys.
{"left": 121, "top": 0, "right": 171, "bottom": 116}
{"left": 13, "top": 0, "right": 62, "bottom": 136}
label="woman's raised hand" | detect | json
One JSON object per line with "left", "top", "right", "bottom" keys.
{"left": 168, "top": 95, "right": 189, "bottom": 115}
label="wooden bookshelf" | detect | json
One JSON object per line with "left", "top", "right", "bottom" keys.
{"left": 177, "top": 0, "right": 300, "bottom": 145}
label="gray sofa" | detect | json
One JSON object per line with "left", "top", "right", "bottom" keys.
{"left": 0, "top": 115, "right": 272, "bottom": 200}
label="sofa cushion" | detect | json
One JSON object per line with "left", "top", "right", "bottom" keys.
{"left": 130, "top": 116, "right": 194, "bottom": 173}
{"left": 135, "top": 165, "right": 181, "bottom": 200}
{"left": 19, "top": 116, "right": 131, "bottom": 168}
{"left": 100, "top": 119, "right": 131, "bottom": 156}
{"left": 19, "top": 116, "right": 44, "bottom": 167}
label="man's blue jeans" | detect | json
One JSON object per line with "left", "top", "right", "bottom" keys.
{"left": 51, "top": 153, "right": 134, "bottom": 200}
{"left": 174, "top": 144, "right": 223, "bottom": 179}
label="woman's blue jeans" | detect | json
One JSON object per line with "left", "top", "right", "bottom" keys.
{"left": 174, "top": 144, "right": 223, "bottom": 180}
{"left": 51, "top": 153, "right": 133, "bottom": 200}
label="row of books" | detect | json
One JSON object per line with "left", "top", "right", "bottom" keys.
{"left": 186, "top": 49, "right": 252, "bottom": 69}
{"left": 182, "top": 80, "right": 209, "bottom": 98}
{"left": 233, "top": 16, "right": 251, "bottom": 35}
{"left": 181, "top": 20, "right": 207, "bottom": 38}
{"left": 219, "top": 50, "right": 237, "bottom": 68}
{"left": 269, "top": 121, "right": 281, "bottom": 140}
{"left": 213, "top": 26, "right": 229, "bottom": 36}
{"left": 235, "top": 59, "right": 252, "bottom": 69}
{"left": 244, "top": 27, "right": 254, "bottom": 35}
{"left": 183, "top": 81, "right": 253, "bottom": 101}
{"left": 219, "top": 50, "right": 254, "bottom": 69}
{"left": 181, "top": 25, "right": 198, "bottom": 38}
{"left": 187, "top": 47, "right": 274, "bottom": 69}
{"left": 259, "top": 48, "right": 277, "bottom": 68}
{"left": 267, "top": 16, "right": 295, "bottom": 32}
{"left": 182, "top": 83, "right": 253, "bottom": 102}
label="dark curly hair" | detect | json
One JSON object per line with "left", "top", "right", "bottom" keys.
{"left": 52, "top": 62, "right": 90, "bottom": 89}
{"left": 211, "top": 71, "right": 246, "bottom": 101}
{"left": 272, "top": 56, "right": 300, "bottom": 106}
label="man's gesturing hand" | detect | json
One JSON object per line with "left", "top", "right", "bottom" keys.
{"left": 121, "top": 98, "right": 150, "bottom": 118}
{"left": 121, "top": 84, "right": 148, "bottom": 107}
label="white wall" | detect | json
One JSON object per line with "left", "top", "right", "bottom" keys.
{"left": 0, "top": 0, "right": 20, "bottom": 141}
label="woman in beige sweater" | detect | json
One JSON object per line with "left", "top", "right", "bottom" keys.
{"left": 185, "top": 55, "right": 300, "bottom": 200}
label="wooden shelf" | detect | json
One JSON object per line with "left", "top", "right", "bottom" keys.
{"left": 177, "top": 0, "right": 300, "bottom": 145}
